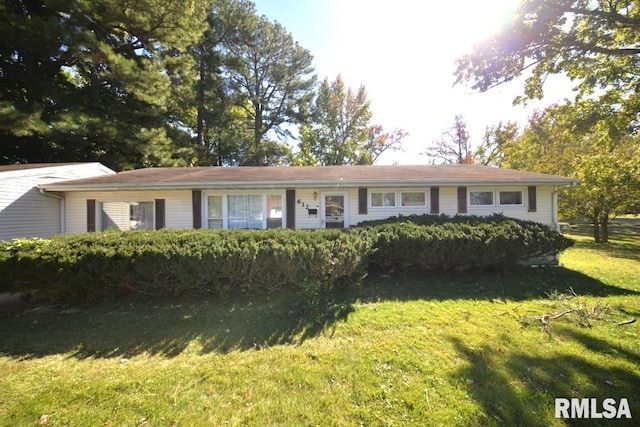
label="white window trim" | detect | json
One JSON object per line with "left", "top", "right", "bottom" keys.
{"left": 468, "top": 188, "right": 526, "bottom": 208}
{"left": 369, "top": 189, "right": 429, "bottom": 210}
{"left": 498, "top": 189, "right": 525, "bottom": 207}
{"left": 370, "top": 190, "right": 397, "bottom": 209}
{"left": 204, "top": 191, "right": 286, "bottom": 230}
{"left": 399, "top": 191, "right": 428, "bottom": 208}
{"left": 98, "top": 200, "right": 155, "bottom": 231}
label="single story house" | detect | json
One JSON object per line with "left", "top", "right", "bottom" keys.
{"left": 0, "top": 162, "right": 115, "bottom": 241}
{"left": 37, "top": 164, "right": 577, "bottom": 233}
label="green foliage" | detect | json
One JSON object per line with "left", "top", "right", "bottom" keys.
{"left": 220, "top": 14, "right": 316, "bottom": 165}
{"left": 0, "top": 229, "right": 373, "bottom": 301}
{"left": 293, "top": 75, "right": 406, "bottom": 165}
{"left": 0, "top": 216, "right": 576, "bottom": 301}
{"left": 0, "top": 0, "right": 209, "bottom": 169}
{"left": 502, "top": 101, "right": 640, "bottom": 242}
{"left": 455, "top": 0, "right": 640, "bottom": 110}
{"left": 358, "top": 214, "right": 574, "bottom": 273}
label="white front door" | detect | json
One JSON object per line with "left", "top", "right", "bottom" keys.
{"left": 322, "top": 193, "right": 347, "bottom": 228}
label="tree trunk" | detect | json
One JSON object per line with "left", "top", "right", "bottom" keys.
{"left": 592, "top": 218, "right": 602, "bottom": 243}
{"left": 601, "top": 212, "right": 610, "bottom": 243}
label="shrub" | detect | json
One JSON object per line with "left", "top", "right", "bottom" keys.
{"left": 0, "top": 215, "right": 573, "bottom": 302}
{"left": 358, "top": 214, "right": 574, "bottom": 273}
{"left": 0, "top": 229, "right": 373, "bottom": 301}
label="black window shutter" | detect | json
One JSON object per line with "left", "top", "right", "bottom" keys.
{"left": 528, "top": 186, "right": 537, "bottom": 212}
{"left": 430, "top": 187, "right": 440, "bottom": 214}
{"left": 457, "top": 187, "right": 467, "bottom": 214}
{"left": 87, "top": 199, "right": 96, "bottom": 232}
{"left": 358, "top": 187, "right": 368, "bottom": 215}
{"left": 286, "top": 189, "right": 296, "bottom": 229}
{"left": 155, "top": 199, "right": 165, "bottom": 230}
{"left": 192, "top": 190, "right": 202, "bottom": 229}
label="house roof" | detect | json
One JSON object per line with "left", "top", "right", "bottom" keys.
{"left": 39, "top": 164, "right": 577, "bottom": 191}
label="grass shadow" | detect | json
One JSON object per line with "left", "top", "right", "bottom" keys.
{"left": 354, "top": 266, "right": 639, "bottom": 303}
{"left": 448, "top": 332, "right": 640, "bottom": 426}
{"left": 0, "top": 292, "right": 353, "bottom": 360}
{"left": 1, "top": 265, "right": 636, "bottom": 360}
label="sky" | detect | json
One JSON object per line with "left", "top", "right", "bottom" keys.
{"left": 252, "top": 0, "right": 574, "bottom": 165}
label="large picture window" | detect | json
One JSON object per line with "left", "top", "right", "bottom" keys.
{"left": 205, "top": 193, "right": 284, "bottom": 230}
{"left": 228, "top": 195, "right": 262, "bottom": 229}
{"left": 100, "top": 201, "right": 153, "bottom": 231}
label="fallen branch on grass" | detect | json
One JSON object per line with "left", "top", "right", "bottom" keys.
{"left": 614, "top": 318, "right": 636, "bottom": 326}
{"left": 539, "top": 309, "right": 577, "bottom": 333}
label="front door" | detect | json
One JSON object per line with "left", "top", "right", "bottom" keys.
{"left": 323, "top": 194, "right": 346, "bottom": 228}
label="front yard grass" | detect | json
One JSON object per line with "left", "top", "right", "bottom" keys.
{"left": 1, "top": 226, "right": 638, "bottom": 426}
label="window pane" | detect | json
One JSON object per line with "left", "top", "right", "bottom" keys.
{"left": 267, "top": 195, "right": 283, "bottom": 228}
{"left": 130, "top": 202, "right": 154, "bottom": 230}
{"left": 208, "top": 219, "right": 223, "bottom": 229}
{"left": 228, "top": 195, "right": 263, "bottom": 229}
{"left": 401, "top": 192, "right": 426, "bottom": 207}
{"left": 100, "top": 202, "right": 153, "bottom": 231}
{"left": 499, "top": 191, "right": 523, "bottom": 205}
{"left": 207, "top": 195, "right": 222, "bottom": 218}
{"left": 470, "top": 191, "right": 493, "bottom": 206}
{"left": 207, "top": 196, "right": 223, "bottom": 229}
{"left": 371, "top": 192, "right": 396, "bottom": 207}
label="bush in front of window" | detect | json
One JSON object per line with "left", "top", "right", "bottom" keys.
{"left": 0, "top": 229, "right": 373, "bottom": 301}
{"left": 360, "top": 215, "right": 574, "bottom": 273}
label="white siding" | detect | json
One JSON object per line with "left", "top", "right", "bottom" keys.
{"left": 462, "top": 185, "right": 556, "bottom": 227}
{"left": 351, "top": 187, "right": 434, "bottom": 226}
{"left": 0, "top": 163, "right": 113, "bottom": 241}
{"left": 294, "top": 188, "right": 322, "bottom": 229}
{"left": 59, "top": 184, "right": 560, "bottom": 234}
{"left": 64, "top": 190, "right": 193, "bottom": 233}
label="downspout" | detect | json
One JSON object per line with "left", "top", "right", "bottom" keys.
{"left": 552, "top": 187, "right": 559, "bottom": 232}
{"left": 39, "top": 189, "right": 66, "bottom": 234}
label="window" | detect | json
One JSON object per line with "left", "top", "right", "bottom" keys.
{"left": 469, "top": 191, "right": 494, "bottom": 206}
{"left": 100, "top": 201, "right": 153, "bottom": 231}
{"left": 371, "top": 192, "right": 396, "bottom": 207}
{"left": 499, "top": 191, "right": 523, "bottom": 206}
{"left": 267, "top": 195, "right": 283, "bottom": 228}
{"left": 228, "top": 195, "right": 262, "bottom": 229}
{"left": 401, "top": 192, "right": 426, "bottom": 207}
{"left": 207, "top": 195, "right": 223, "bottom": 229}
{"left": 207, "top": 193, "right": 284, "bottom": 230}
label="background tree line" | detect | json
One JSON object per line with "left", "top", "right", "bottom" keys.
{"left": 427, "top": 0, "right": 640, "bottom": 242}
{"left": 0, "top": 0, "right": 405, "bottom": 170}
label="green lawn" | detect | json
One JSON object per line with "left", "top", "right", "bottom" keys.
{"left": 1, "top": 227, "right": 638, "bottom": 426}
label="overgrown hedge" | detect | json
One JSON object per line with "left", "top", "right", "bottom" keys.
{"left": 358, "top": 214, "right": 574, "bottom": 273}
{"left": 0, "top": 215, "right": 573, "bottom": 301}
{"left": 0, "top": 229, "right": 373, "bottom": 301}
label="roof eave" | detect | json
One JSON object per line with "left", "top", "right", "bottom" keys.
{"left": 39, "top": 178, "right": 578, "bottom": 192}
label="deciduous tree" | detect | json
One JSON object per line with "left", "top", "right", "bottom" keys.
{"left": 454, "top": 0, "right": 640, "bottom": 111}
{"left": 503, "top": 101, "right": 640, "bottom": 242}
{"left": 424, "top": 115, "right": 474, "bottom": 164}
{"left": 294, "top": 75, "right": 405, "bottom": 165}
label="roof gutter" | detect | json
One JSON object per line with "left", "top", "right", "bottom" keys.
{"left": 39, "top": 179, "right": 578, "bottom": 192}
{"left": 39, "top": 189, "right": 65, "bottom": 234}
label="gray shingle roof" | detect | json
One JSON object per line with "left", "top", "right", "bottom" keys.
{"left": 40, "top": 164, "right": 577, "bottom": 191}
